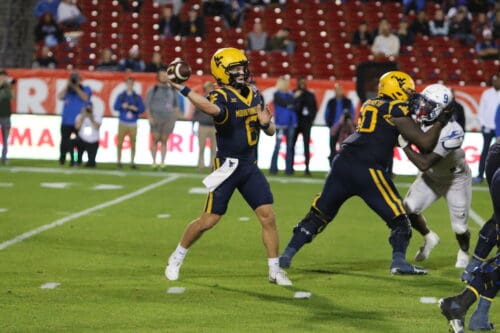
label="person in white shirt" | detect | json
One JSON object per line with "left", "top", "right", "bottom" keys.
{"left": 75, "top": 103, "right": 102, "bottom": 167}
{"left": 57, "top": 0, "right": 86, "bottom": 30}
{"left": 371, "top": 20, "right": 400, "bottom": 58}
{"left": 474, "top": 73, "right": 500, "bottom": 183}
{"left": 399, "top": 84, "right": 472, "bottom": 268}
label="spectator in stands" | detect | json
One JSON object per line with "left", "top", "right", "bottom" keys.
{"left": 291, "top": 76, "right": 318, "bottom": 176}
{"left": 429, "top": 8, "right": 450, "bottom": 36}
{"left": 190, "top": 81, "right": 217, "bottom": 171}
{"left": 448, "top": 6, "right": 475, "bottom": 46}
{"left": 95, "top": 48, "right": 120, "bottom": 71}
{"left": 270, "top": 76, "right": 296, "bottom": 176}
{"left": 475, "top": 29, "right": 499, "bottom": 60}
{"left": 266, "top": 27, "right": 295, "bottom": 54}
{"left": 397, "top": 18, "right": 415, "bottom": 46}
{"left": 409, "top": 10, "right": 430, "bottom": 36}
{"left": 324, "top": 83, "right": 354, "bottom": 165}
{"left": 472, "top": 12, "right": 492, "bottom": 40}
{"left": 114, "top": 77, "right": 145, "bottom": 169}
{"left": 145, "top": 52, "right": 164, "bottom": 73}
{"left": 492, "top": 9, "right": 500, "bottom": 39}
{"left": 158, "top": 6, "right": 181, "bottom": 38}
{"left": 402, "top": 0, "right": 426, "bottom": 15}
{"left": 372, "top": 17, "right": 389, "bottom": 38}
{"left": 352, "top": 20, "right": 373, "bottom": 46}
{"left": 474, "top": 73, "right": 500, "bottom": 183}
{"left": 57, "top": 0, "right": 86, "bottom": 31}
{"left": 57, "top": 71, "right": 92, "bottom": 167}
{"left": 0, "top": 69, "right": 14, "bottom": 165}
{"left": 32, "top": 45, "right": 57, "bottom": 69}
{"left": 34, "top": 0, "right": 60, "bottom": 19}
{"left": 245, "top": 21, "right": 268, "bottom": 51}
{"left": 119, "top": 45, "right": 146, "bottom": 72}
{"left": 118, "top": 0, "right": 143, "bottom": 13}
{"left": 224, "top": 0, "right": 245, "bottom": 28}
{"left": 371, "top": 20, "right": 400, "bottom": 58}
{"left": 202, "top": 0, "right": 226, "bottom": 16}
{"left": 155, "top": 0, "right": 184, "bottom": 15}
{"left": 75, "top": 103, "right": 102, "bottom": 168}
{"left": 181, "top": 6, "right": 205, "bottom": 38}
{"left": 34, "top": 12, "right": 64, "bottom": 47}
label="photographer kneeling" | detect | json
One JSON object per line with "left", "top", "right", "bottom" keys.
{"left": 75, "top": 103, "right": 102, "bottom": 167}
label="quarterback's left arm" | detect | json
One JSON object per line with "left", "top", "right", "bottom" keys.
{"left": 258, "top": 104, "right": 275, "bottom": 136}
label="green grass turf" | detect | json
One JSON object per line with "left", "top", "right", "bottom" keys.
{"left": 0, "top": 160, "right": 497, "bottom": 332}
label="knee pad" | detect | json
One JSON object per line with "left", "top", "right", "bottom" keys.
{"left": 472, "top": 254, "right": 500, "bottom": 289}
{"left": 292, "top": 208, "right": 332, "bottom": 244}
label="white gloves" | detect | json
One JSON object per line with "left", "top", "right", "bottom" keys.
{"left": 398, "top": 134, "right": 409, "bottom": 148}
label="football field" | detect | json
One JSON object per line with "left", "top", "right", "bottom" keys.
{"left": 0, "top": 160, "right": 497, "bottom": 333}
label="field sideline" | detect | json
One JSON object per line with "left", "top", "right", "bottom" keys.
{"left": 0, "top": 160, "right": 497, "bottom": 333}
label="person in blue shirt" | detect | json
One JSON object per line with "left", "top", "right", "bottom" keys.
{"left": 270, "top": 76, "right": 297, "bottom": 175}
{"left": 57, "top": 72, "right": 91, "bottom": 166}
{"left": 324, "top": 83, "right": 354, "bottom": 165}
{"left": 114, "top": 77, "right": 145, "bottom": 169}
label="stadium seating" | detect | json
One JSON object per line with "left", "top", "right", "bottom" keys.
{"left": 61, "top": 0, "right": 499, "bottom": 85}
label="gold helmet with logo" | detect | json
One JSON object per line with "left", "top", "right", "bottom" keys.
{"left": 377, "top": 71, "right": 415, "bottom": 101}
{"left": 210, "top": 47, "right": 249, "bottom": 87}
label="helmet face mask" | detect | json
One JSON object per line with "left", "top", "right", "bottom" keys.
{"left": 415, "top": 83, "right": 452, "bottom": 124}
{"left": 210, "top": 48, "right": 250, "bottom": 88}
{"left": 377, "top": 70, "right": 415, "bottom": 101}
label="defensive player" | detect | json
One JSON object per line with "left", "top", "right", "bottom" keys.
{"left": 445, "top": 139, "right": 500, "bottom": 332}
{"left": 164, "top": 48, "right": 292, "bottom": 286}
{"left": 399, "top": 84, "right": 472, "bottom": 268}
{"left": 461, "top": 139, "right": 500, "bottom": 283}
{"left": 439, "top": 157, "right": 499, "bottom": 332}
{"left": 279, "top": 71, "right": 454, "bottom": 275}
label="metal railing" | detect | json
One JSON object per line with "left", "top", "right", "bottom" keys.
{"left": 0, "top": 0, "right": 36, "bottom": 68}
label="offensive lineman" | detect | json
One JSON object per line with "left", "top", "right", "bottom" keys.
{"left": 399, "top": 84, "right": 472, "bottom": 269}
{"left": 164, "top": 48, "right": 292, "bottom": 286}
{"left": 279, "top": 71, "right": 455, "bottom": 275}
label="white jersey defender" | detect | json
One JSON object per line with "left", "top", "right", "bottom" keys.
{"left": 403, "top": 83, "right": 472, "bottom": 268}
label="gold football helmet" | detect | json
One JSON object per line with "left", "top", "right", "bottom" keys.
{"left": 210, "top": 47, "right": 249, "bottom": 87}
{"left": 377, "top": 71, "right": 415, "bottom": 101}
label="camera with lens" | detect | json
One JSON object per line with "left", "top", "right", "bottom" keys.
{"left": 343, "top": 110, "right": 352, "bottom": 120}
{"left": 69, "top": 72, "right": 80, "bottom": 84}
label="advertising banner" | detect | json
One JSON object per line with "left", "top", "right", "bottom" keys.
{"left": 4, "top": 114, "right": 484, "bottom": 175}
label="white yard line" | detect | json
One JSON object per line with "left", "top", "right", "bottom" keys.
{"left": 0, "top": 175, "right": 179, "bottom": 251}
{"left": 469, "top": 208, "right": 486, "bottom": 227}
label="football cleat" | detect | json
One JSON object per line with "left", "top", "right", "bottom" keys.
{"left": 269, "top": 268, "right": 293, "bottom": 286}
{"left": 415, "top": 231, "right": 440, "bottom": 262}
{"left": 455, "top": 249, "right": 469, "bottom": 269}
{"left": 469, "top": 310, "right": 495, "bottom": 331}
{"left": 165, "top": 253, "right": 183, "bottom": 281}
{"left": 439, "top": 297, "right": 466, "bottom": 333}
{"left": 390, "top": 260, "right": 428, "bottom": 275}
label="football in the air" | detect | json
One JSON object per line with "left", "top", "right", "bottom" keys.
{"left": 167, "top": 60, "right": 192, "bottom": 84}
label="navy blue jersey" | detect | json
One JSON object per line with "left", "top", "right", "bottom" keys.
{"left": 208, "top": 84, "right": 265, "bottom": 163}
{"left": 342, "top": 97, "right": 410, "bottom": 169}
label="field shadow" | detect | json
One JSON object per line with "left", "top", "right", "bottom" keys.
{"left": 188, "top": 281, "right": 398, "bottom": 332}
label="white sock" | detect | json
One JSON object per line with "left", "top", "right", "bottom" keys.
{"left": 424, "top": 231, "right": 434, "bottom": 242}
{"left": 174, "top": 244, "right": 188, "bottom": 261}
{"left": 268, "top": 257, "right": 279, "bottom": 271}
